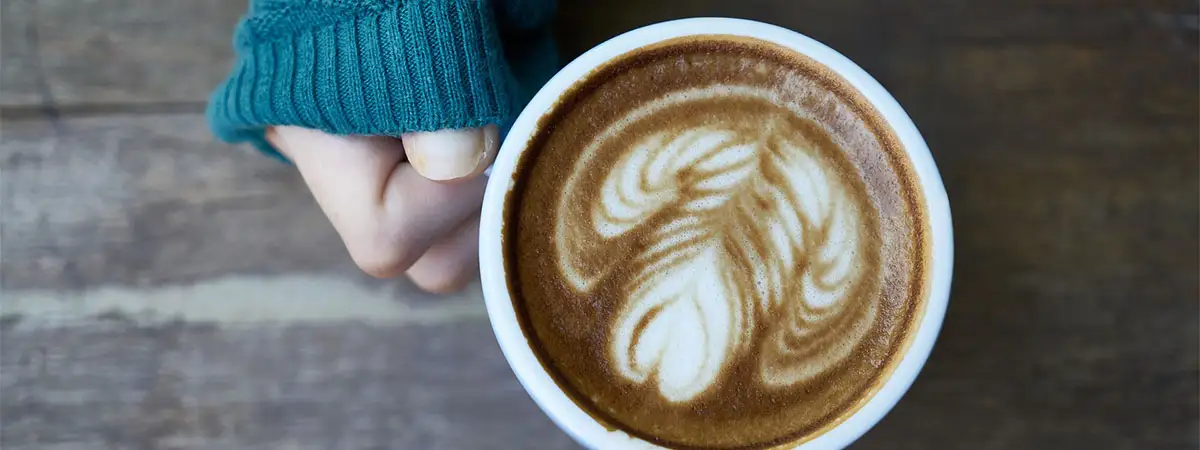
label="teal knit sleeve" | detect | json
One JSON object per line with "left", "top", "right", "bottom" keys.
{"left": 207, "top": 0, "right": 558, "bottom": 160}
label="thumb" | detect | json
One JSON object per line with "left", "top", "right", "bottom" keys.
{"left": 402, "top": 125, "right": 499, "bottom": 181}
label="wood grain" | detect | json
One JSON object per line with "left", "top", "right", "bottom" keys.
{"left": 0, "top": 0, "right": 244, "bottom": 108}
{"left": 1, "top": 0, "right": 1197, "bottom": 448}
{"left": 1, "top": 0, "right": 46, "bottom": 106}
{"left": 0, "top": 114, "right": 364, "bottom": 290}
{"left": 0, "top": 319, "right": 578, "bottom": 450}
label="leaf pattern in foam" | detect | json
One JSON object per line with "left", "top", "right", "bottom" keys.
{"left": 753, "top": 134, "right": 876, "bottom": 388}
{"left": 611, "top": 246, "right": 741, "bottom": 402}
{"left": 556, "top": 87, "right": 874, "bottom": 402}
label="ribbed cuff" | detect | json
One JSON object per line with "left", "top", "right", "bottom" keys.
{"left": 207, "top": 0, "right": 517, "bottom": 156}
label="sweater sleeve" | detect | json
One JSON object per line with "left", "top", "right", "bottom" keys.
{"left": 206, "top": 0, "right": 557, "bottom": 160}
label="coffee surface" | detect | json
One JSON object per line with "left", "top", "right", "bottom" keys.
{"left": 504, "top": 36, "right": 929, "bottom": 449}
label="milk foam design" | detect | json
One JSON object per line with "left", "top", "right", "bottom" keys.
{"left": 555, "top": 86, "right": 876, "bottom": 402}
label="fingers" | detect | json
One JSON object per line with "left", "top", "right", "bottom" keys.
{"left": 268, "top": 126, "right": 404, "bottom": 218}
{"left": 268, "top": 126, "right": 486, "bottom": 279}
{"left": 405, "top": 216, "right": 481, "bottom": 293}
{"left": 370, "top": 164, "right": 486, "bottom": 277}
{"left": 402, "top": 125, "right": 499, "bottom": 181}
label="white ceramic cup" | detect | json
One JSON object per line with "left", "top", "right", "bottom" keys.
{"left": 479, "top": 17, "right": 953, "bottom": 450}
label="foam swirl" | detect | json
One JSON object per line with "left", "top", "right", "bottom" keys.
{"left": 555, "top": 86, "right": 877, "bottom": 402}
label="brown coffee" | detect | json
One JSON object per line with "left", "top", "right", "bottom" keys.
{"left": 503, "top": 36, "right": 929, "bottom": 449}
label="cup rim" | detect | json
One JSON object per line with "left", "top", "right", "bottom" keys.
{"left": 479, "top": 17, "right": 954, "bottom": 450}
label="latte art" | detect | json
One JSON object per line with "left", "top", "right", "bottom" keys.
{"left": 555, "top": 86, "right": 877, "bottom": 402}
{"left": 504, "top": 36, "right": 929, "bottom": 449}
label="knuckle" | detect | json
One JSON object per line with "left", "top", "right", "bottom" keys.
{"left": 351, "top": 251, "right": 403, "bottom": 278}
{"left": 408, "top": 251, "right": 475, "bottom": 294}
{"left": 411, "top": 267, "right": 472, "bottom": 294}
{"left": 344, "top": 223, "right": 421, "bottom": 279}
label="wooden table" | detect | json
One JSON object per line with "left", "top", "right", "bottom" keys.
{"left": 2, "top": 0, "right": 1196, "bottom": 448}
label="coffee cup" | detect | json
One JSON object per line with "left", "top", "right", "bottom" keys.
{"left": 479, "top": 18, "right": 953, "bottom": 450}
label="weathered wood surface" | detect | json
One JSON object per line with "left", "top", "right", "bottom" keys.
{"left": 1, "top": 0, "right": 1197, "bottom": 448}
{"left": 1, "top": 114, "right": 356, "bottom": 290}
{"left": 0, "top": 0, "right": 242, "bottom": 108}
{"left": 1, "top": 320, "right": 578, "bottom": 450}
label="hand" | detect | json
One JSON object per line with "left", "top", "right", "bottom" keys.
{"left": 267, "top": 125, "right": 499, "bottom": 293}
